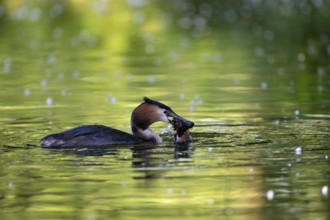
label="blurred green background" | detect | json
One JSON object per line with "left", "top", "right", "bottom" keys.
{"left": 1, "top": 0, "right": 329, "bottom": 118}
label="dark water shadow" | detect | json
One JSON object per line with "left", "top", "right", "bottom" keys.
{"left": 131, "top": 142, "right": 195, "bottom": 179}
{"left": 30, "top": 140, "right": 195, "bottom": 180}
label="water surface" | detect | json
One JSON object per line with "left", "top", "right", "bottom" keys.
{"left": 0, "top": 1, "right": 330, "bottom": 220}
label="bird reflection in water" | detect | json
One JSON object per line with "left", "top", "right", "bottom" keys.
{"left": 131, "top": 119, "right": 194, "bottom": 179}
{"left": 42, "top": 100, "right": 195, "bottom": 179}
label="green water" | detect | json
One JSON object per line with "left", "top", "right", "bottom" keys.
{"left": 1, "top": 1, "right": 330, "bottom": 219}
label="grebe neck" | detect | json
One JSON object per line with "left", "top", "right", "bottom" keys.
{"left": 130, "top": 99, "right": 169, "bottom": 144}
{"left": 132, "top": 126, "right": 162, "bottom": 144}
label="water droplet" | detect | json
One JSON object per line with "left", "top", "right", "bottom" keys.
{"left": 24, "top": 88, "right": 31, "bottom": 96}
{"left": 224, "top": 10, "right": 237, "bottom": 23}
{"left": 207, "top": 199, "right": 215, "bottom": 205}
{"left": 3, "top": 58, "right": 11, "bottom": 74}
{"left": 277, "top": 68, "right": 285, "bottom": 75}
{"left": 225, "top": 208, "right": 233, "bottom": 215}
{"left": 266, "top": 190, "right": 274, "bottom": 200}
{"left": 307, "top": 43, "right": 316, "bottom": 56}
{"left": 87, "top": 215, "right": 96, "bottom": 220}
{"left": 29, "top": 7, "right": 41, "bottom": 22}
{"left": 50, "top": 3, "right": 63, "bottom": 18}
{"left": 294, "top": 110, "right": 300, "bottom": 116}
{"left": 166, "top": 188, "right": 173, "bottom": 194}
{"left": 127, "top": 73, "right": 133, "bottom": 81}
{"left": 47, "top": 55, "right": 56, "bottom": 64}
{"left": 111, "top": 97, "right": 117, "bottom": 104}
{"left": 127, "top": 0, "right": 147, "bottom": 7}
{"left": 105, "top": 93, "right": 117, "bottom": 104}
{"left": 297, "top": 53, "right": 305, "bottom": 62}
{"left": 321, "top": 185, "right": 328, "bottom": 196}
{"left": 267, "top": 55, "right": 275, "bottom": 64}
{"left": 233, "top": 79, "right": 240, "bottom": 85}
{"left": 180, "top": 37, "right": 192, "bottom": 49}
{"left": 194, "top": 16, "right": 207, "bottom": 30}
{"left": 44, "top": 68, "right": 52, "bottom": 77}
{"left": 93, "top": 0, "right": 108, "bottom": 14}
{"left": 72, "top": 70, "right": 80, "bottom": 78}
{"left": 13, "top": 7, "right": 26, "bottom": 21}
{"left": 180, "top": 189, "right": 186, "bottom": 196}
{"left": 317, "top": 67, "right": 325, "bottom": 76}
{"left": 189, "top": 106, "right": 195, "bottom": 112}
{"left": 148, "top": 75, "right": 156, "bottom": 84}
{"left": 46, "top": 97, "right": 53, "bottom": 106}
{"left": 254, "top": 47, "right": 264, "bottom": 57}
{"left": 121, "top": 181, "right": 126, "bottom": 188}
{"left": 260, "top": 82, "right": 268, "bottom": 89}
{"left": 61, "top": 90, "right": 67, "bottom": 96}
{"left": 213, "top": 54, "right": 223, "bottom": 63}
{"left": 145, "top": 44, "right": 155, "bottom": 54}
{"left": 295, "top": 147, "right": 302, "bottom": 155}
{"left": 264, "top": 30, "right": 274, "bottom": 41}
{"left": 29, "top": 39, "right": 39, "bottom": 49}
{"left": 57, "top": 72, "right": 64, "bottom": 80}
{"left": 312, "top": 0, "right": 323, "bottom": 8}
{"left": 40, "top": 79, "right": 47, "bottom": 88}
{"left": 208, "top": 148, "right": 213, "bottom": 152}
{"left": 53, "top": 27, "right": 63, "bottom": 39}
{"left": 199, "top": 3, "right": 213, "bottom": 18}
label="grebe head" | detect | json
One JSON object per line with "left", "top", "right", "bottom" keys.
{"left": 131, "top": 97, "right": 194, "bottom": 143}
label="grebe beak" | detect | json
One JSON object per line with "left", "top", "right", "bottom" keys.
{"left": 166, "top": 111, "right": 194, "bottom": 129}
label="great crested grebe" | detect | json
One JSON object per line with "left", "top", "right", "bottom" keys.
{"left": 41, "top": 97, "right": 194, "bottom": 147}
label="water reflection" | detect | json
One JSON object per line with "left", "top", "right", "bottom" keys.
{"left": 42, "top": 140, "right": 195, "bottom": 180}
{"left": 0, "top": 117, "right": 329, "bottom": 219}
{"left": 132, "top": 143, "right": 194, "bottom": 179}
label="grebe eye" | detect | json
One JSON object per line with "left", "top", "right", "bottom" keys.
{"left": 164, "top": 110, "right": 168, "bottom": 115}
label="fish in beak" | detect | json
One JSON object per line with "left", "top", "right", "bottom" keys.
{"left": 144, "top": 97, "right": 194, "bottom": 142}
{"left": 165, "top": 110, "right": 194, "bottom": 131}
{"left": 165, "top": 111, "right": 194, "bottom": 143}
{"left": 171, "top": 116, "right": 194, "bottom": 143}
